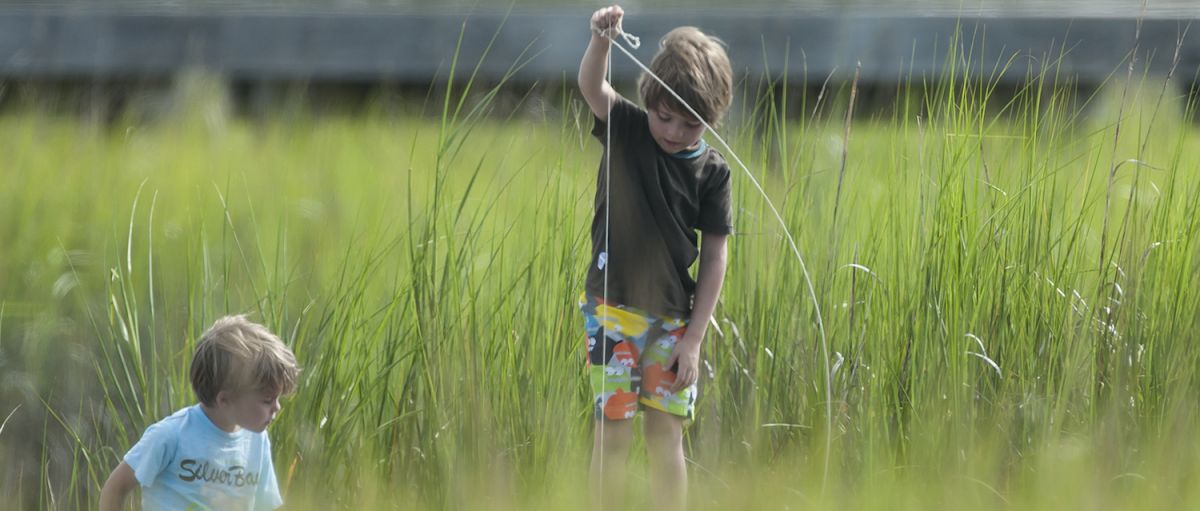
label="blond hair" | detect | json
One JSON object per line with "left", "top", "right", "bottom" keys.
{"left": 638, "top": 26, "right": 733, "bottom": 125}
{"left": 190, "top": 315, "right": 299, "bottom": 406}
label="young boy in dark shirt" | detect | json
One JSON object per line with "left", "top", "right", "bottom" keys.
{"left": 578, "top": 5, "right": 733, "bottom": 509}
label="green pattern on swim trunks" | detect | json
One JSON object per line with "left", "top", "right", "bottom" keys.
{"left": 579, "top": 292, "right": 696, "bottom": 421}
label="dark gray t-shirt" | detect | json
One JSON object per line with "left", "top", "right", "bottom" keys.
{"left": 585, "top": 95, "right": 733, "bottom": 317}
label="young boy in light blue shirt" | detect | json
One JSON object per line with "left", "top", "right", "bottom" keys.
{"left": 99, "top": 315, "right": 300, "bottom": 511}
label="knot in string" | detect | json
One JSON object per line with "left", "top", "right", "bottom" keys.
{"left": 592, "top": 22, "right": 641, "bottom": 49}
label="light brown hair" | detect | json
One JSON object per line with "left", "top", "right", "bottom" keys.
{"left": 190, "top": 315, "right": 299, "bottom": 406}
{"left": 638, "top": 26, "right": 733, "bottom": 125}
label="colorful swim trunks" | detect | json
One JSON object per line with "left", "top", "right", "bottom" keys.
{"left": 579, "top": 292, "right": 697, "bottom": 421}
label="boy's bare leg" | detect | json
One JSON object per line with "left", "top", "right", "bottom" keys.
{"left": 644, "top": 408, "right": 687, "bottom": 511}
{"left": 590, "top": 417, "right": 634, "bottom": 510}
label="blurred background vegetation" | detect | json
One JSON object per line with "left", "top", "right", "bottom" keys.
{"left": 4, "top": 1, "right": 1200, "bottom": 509}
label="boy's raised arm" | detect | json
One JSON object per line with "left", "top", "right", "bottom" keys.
{"left": 578, "top": 5, "right": 624, "bottom": 122}
{"left": 99, "top": 461, "right": 138, "bottom": 511}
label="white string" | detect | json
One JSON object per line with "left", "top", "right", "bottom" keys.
{"left": 595, "top": 22, "right": 637, "bottom": 507}
{"left": 603, "top": 27, "right": 834, "bottom": 493}
{"left": 598, "top": 24, "right": 611, "bottom": 503}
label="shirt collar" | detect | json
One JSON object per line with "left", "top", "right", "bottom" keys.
{"left": 669, "top": 139, "right": 707, "bottom": 159}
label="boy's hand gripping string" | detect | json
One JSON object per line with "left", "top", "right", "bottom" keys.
{"left": 592, "top": 18, "right": 640, "bottom": 49}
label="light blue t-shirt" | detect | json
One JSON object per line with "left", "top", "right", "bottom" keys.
{"left": 123, "top": 404, "right": 283, "bottom": 511}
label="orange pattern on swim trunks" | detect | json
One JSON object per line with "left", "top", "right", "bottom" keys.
{"left": 612, "top": 340, "right": 639, "bottom": 367}
{"left": 604, "top": 388, "right": 639, "bottom": 420}
{"left": 642, "top": 361, "right": 676, "bottom": 396}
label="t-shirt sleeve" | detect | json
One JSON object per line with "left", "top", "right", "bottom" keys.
{"left": 122, "top": 421, "right": 177, "bottom": 487}
{"left": 696, "top": 162, "right": 734, "bottom": 234}
{"left": 255, "top": 434, "right": 284, "bottom": 511}
{"left": 591, "top": 95, "right": 640, "bottom": 142}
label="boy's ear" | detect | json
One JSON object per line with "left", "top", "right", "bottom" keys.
{"left": 214, "top": 390, "right": 231, "bottom": 407}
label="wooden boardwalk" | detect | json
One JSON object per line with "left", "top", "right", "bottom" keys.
{"left": 2, "top": 8, "right": 1197, "bottom": 86}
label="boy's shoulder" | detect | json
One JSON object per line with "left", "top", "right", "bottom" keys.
{"left": 610, "top": 93, "right": 648, "bottom": 123}
{"left": 591, "top": 93, "right": 648, "bottom": 140}
{"left": 144, "top": 405, "right": 195, "bottom": 434}
{"left": 703, "top": 145, "right": 729, "bottom": 167}
{"left": 124, "top": 406, "right": 195, "bottom": 487}
{"left": 696, "top": 145, "right": 732, "bottom": 179}
{"left": 132, "top": 405, "right": 198, "bottom": 453}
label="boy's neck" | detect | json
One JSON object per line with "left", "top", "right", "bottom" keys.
{"left": 199, "top": 403, "right": 241, "bottom": 433}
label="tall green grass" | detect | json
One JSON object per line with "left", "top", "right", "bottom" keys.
{"left": 3, "top": 35, "right": 1200, "bottom": 509}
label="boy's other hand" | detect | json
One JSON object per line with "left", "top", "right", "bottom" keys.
{"left": 666, "top": 334, "right": 701, "bottom": 393}
{"left": 590, "top": 5, "right": 625, "bottom": 38}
